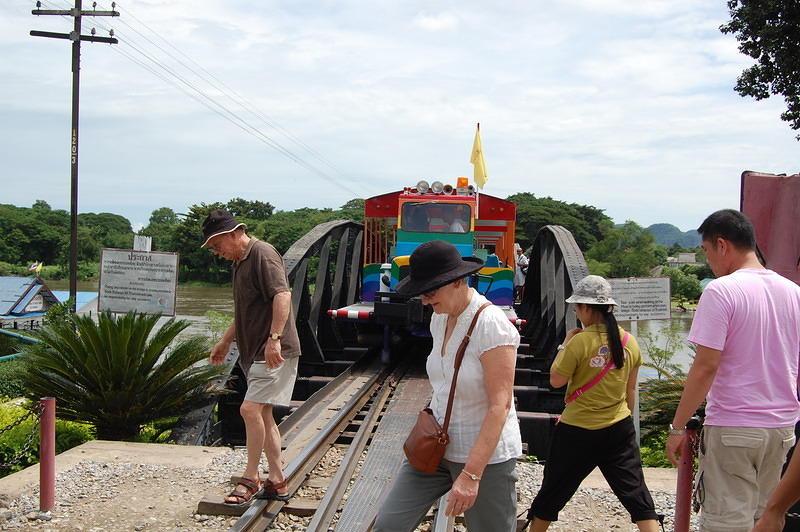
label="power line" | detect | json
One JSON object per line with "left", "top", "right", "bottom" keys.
{"left": 82, "top": 0, "right": 366, "bottom": 198}
{"left": 115, "top": 1, "right": 350, "bottom": 180}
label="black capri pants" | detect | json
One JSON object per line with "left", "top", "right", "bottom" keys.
{"left": 528, "top": 416, "right": 658, "bottom": 523}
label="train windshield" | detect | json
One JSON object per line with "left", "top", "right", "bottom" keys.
{"left": 401, "top": 202, "right": 471, "bottom": 234}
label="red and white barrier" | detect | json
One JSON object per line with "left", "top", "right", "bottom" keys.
{"left": 327, "top": 309, "right": 374, "bottom": 320}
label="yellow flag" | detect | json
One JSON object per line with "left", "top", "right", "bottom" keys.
{"left": 470, "top": 123, "right": 488, "bottom": 189}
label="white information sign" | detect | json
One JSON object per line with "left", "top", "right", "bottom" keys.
{"left": 133, "top": 235, "right": 152, "bottom": 252}
{"left": 99, "top": 248, "right": 179, "bottom": 316}
{"left": 607, "top": 277, "right": 671, "bottom": 321}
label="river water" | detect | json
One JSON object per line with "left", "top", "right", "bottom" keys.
{"left": 45, "top": 281, "right": 695, "bottom": 371}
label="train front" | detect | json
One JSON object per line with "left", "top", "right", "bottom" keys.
{"left": 328, "top": 178, "right": 524, "bottom": 348}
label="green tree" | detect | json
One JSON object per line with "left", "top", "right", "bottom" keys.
{"left": 721, "top": 0, "right": 800, "bottom": 139}
{"left": 140, "top": 207, "right": 180, "bottom": 252}
{"left": 507, "top": 192, "right": 613, "bottom": 251}
{"left": 171, "top": 202, "right": 229, "bottom": 282}
{"left": 338, "top": 198, "right": 365, "bottom": 223}
{"left": 226, "top": 198, "right": 275, "bottom": 220}
{"left": 21, "top": 311, "right": 225, "bottom": 440}
{"left": 585, "top": 221, "right": 662, "bottom": 277}
{"left": 261, "top": 207, "right": 342, "bottom": 253}
{"left": 661, "top": 266, "right": 702, "bottom": 300}
{"left": 681, "top": 262, "right": 713, "bottom": 281}
{"left": 31, "top": 200, "right": 51, "bottom": 212}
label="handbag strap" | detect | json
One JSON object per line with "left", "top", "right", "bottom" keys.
{"left": 565, "top": 331, "right": 630, "bottom": 404}
{"left": 441, "top": 301, "right": 492, "bottom": 433}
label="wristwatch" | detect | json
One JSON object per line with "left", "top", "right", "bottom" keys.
{"left": 269, "top": 333, "right": 282, "bottom": 341}
{"left": 669, "top": 423, "right": 686, "bottom": 435}
{"left": 461, "top": 469, "right": 481, "bottom": 481}
{"left": 556, "top": 344, "right": 566, "bottom": 351}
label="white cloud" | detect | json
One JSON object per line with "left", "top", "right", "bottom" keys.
{"left": 412, "top": 11, "right": 460, "bottom": 32}
{"left": 0, "top": 0, "right": 796, "bottom": 234}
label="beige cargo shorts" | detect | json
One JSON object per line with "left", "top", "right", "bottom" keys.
{"left": 243, "top": 357, "right": 298, "bottom": 406}
{"left": 696, "top": 425, "right": 795, "bottom": 532}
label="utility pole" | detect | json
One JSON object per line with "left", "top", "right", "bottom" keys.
{"left": 30, "top": 1, "right": 118, "bottom": 313}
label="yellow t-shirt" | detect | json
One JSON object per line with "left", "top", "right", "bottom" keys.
{"left": 552, "top": 324, "right": 641, "bottom": 430}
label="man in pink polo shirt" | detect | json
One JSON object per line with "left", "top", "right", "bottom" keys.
{"left": 666, "top": 209, "right": 800, "bottom": 532}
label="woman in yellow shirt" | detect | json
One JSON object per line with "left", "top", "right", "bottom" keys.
{"left": 525, "top": 275, "right": 660, "bottom": 532}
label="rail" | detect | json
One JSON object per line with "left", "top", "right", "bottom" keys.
{"left": 305, "top": 364, "right": 406, "bottom": 532}
{"left": 0, "top": 328, "right": 40, "bottom": 362}
{"left": 230, "top": 360, "right": 390, "bottom": 532}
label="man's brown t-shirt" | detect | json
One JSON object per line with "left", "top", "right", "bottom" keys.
{"left": 233, "top": 238, "right": 301, "bottom": 376}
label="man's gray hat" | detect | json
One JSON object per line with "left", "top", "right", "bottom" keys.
{"left": 565, "top": 275, "right": 617, "bottom": 305}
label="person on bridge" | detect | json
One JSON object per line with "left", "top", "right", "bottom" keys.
{"left": 514, "top": 243, "right": 528, "bottom": 303}
{"left": 752, "top": 445, "right": 800, "bottom": 531}
{"left": 374, "top": 240, "right": 522, "bottom": 532}
{"left": 201, "top": 209, "right": 302, "bottom": 506}
{"left": 666, "top": 209, "right": 800, "bottom": 532}
{"left": 525, "top": 275, "right": 660, "bottom": 532}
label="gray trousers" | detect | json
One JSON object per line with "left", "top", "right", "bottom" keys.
{"left": 374, "top": 458, "right": 518, "bottom": 532}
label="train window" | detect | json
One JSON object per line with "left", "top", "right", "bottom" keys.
{"left": 401, "top": 203, "right": 471, "bottom": 233}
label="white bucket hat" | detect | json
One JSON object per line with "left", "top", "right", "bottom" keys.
{"left": 565, "top": 275, "right": 617, "bottom": 305}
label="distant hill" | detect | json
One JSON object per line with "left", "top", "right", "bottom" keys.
{"left": 648, "top": 223, "right": 701, "bottom": 248}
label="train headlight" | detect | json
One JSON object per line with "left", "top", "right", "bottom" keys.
{"left": 416, "top": 180, "right": 430, "bottom": 193}
{"left": 431, "top": 181, "right": 444, "bottom": 194}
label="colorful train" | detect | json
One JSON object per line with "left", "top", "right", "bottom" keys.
{"left": 328, "top": 177, "right": 523, "bottom": 331}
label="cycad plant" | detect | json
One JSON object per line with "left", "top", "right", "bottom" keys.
{"left": 22, "top": 311, "right": 225, "bottom": 440}
{"left": 639, "top": 362, "right": 691, "bottom": 440}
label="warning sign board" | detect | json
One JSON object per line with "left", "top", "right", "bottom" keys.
{"left": 99, "top": 249, "right": 179, "bottom": 316}
{"left": 608, "top": 277, "right": 671, "bottom": 321}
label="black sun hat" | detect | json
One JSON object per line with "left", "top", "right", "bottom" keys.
{"left": 394, "top": 240, "right": 484, "bottom": 297}
{"left": 200, "top": 209, "right": 246, "bottom": 248}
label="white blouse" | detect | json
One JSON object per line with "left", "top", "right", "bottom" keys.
{"left": 427, "top": 289, "right": 522, "bottom": 464}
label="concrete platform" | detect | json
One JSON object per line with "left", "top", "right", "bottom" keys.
{"left": 0, "top": 440, "right": 229, "bottom": 499}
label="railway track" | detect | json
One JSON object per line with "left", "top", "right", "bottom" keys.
{"left": 228, "top": 351, "right": 412, "bottom": 532}
{"left": 219, "top": 338, "right": 557, "bottom": 532}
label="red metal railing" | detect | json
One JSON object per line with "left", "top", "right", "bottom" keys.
{"left": 39, "top": 397, "right": 55, "bottom": 512}
{"left": 673, "top": 427, "right": 700, "bottom": 532}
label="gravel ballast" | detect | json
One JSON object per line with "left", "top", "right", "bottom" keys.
{"left": 0, "top": 447, "right": 697, "bottom": 531}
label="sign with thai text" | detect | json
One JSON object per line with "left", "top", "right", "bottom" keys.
{"left": 99, "top": 249, "right": 179, "bottom": 316}
{"left": 608, "top": 277, "right": 671, "bottom": 321}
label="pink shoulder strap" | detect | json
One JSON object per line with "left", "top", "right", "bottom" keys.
{"left": 565, "top": 331, "right": 630, "bottom": 404}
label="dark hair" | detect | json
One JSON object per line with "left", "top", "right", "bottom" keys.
{"left": 697, "top": 209, "right": 756, "bottom": 251}
{"left": 587, "top": 303, "right": 624, "bottom": 369}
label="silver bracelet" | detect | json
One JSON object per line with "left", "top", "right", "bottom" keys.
{"left": 669, "top": 423, "right": 686, "bottom": 435}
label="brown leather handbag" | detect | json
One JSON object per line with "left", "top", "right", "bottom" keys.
{"left": 403, "top": 302, "right": 491, "bottom": 473}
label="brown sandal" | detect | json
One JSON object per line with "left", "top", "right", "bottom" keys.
{"left": 224, "top": 477, "right": 261, "bottom": 506}
{"left": 255, "top": 478, "right": 290, "bottom": 501}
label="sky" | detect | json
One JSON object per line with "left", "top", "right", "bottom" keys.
{"left": 1, "top": 0, "right": 797, "bottom": 233}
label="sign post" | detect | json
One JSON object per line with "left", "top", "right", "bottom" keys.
{"left": 98, "top": 249, "right": 179, "bottom": 316}
{"left": 608, "top": 277, "right": 671, "bottom": 442}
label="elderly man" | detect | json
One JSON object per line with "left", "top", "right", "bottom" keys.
{"left": 201, "top": 209, "right": 301, "bottom": 506}
{"left": 666, "top": 209, "right": 800, "bottom": 532}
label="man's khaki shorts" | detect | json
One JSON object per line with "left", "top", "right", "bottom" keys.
{"left": 697, "top": 425, "right": 795, "bottom": 532}
{"left": 243, "top": 357, "right": 298, "bottom": 406}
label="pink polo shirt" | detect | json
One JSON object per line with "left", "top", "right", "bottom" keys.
{"left": 688, "top": 268, "right": 800, "bottom": 428}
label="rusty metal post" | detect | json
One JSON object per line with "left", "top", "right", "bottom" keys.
{"left": 39, "top": 397, "right": 56, "bottom": 512}
{"left": 673, "top": 428, "right": 699, "bottom": 532}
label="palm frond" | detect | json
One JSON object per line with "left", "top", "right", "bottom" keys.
{"left": 22, "top": 311, "right": 225, "bottom": 440}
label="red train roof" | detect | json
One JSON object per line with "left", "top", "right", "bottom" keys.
{"left": 365, "top": 190, "right": 514, "bottom": 220}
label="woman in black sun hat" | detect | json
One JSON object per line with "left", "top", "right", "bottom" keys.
{"left": 374, "top": 240, "right": 522, "bottom": 532}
